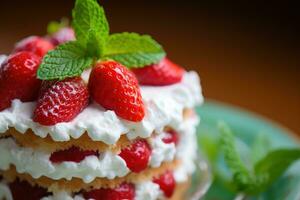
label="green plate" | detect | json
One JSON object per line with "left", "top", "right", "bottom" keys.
{"left": 196, "top": 100, "right": 300, "bottom": 200}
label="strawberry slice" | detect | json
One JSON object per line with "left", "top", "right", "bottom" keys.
{"left": 14, "top": 36, "right": 54, "bottom": 57}
{"left": 33, "top": 77, "right": 89, "bottom": 126}
{"left": 88, "top": 61, "right": 145, "bottom": 122}
{"left": 162, "top": 129, "right": 179, "bottom": 145}
{"left": 119, "top": 139, "right": 152, "bottom": 173}
{"left": 132, "top": 57, "right": 184, "bottom": 86}
{"left": 50, "top": 146, "right": 98, "bottom": 163}
{"left": 83, "top": 183, "right": 135, "bottom": 200}
{"left": 0, "top": 52, "right": 41, "bottom": 111}
{"left": 153, "top": 171, "right": 176, "bottom": 198}
{"left": 9, "top": 179, "right": 50, "bottom": 200}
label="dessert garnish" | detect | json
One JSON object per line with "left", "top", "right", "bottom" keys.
{"left": 50, "top": 146, "right": 98, "bottom": 163}
{"left": 119, "top": 139, "right": 152, "bottom": 173}
{"left": 0, "top": 52, "right": 41, "bottom": 111}
{"left": 132, "top": 57, "right": 185, "bottom": 86}
{"left": 83, "top": 183, "right": 135, "bottom": 200}
{"left": 33, "top": 77, "right": 89, "bottom": 125}
{"left": 37, "top": 0, "right": 166, "bottom": 81}
{"left": 153, "top": 170, "right": 176, "bottom": 198}
{"left": 88, "top": 61, "right": 145, "bottom": 122}
{"left": 14, "top": 36, "right": 54, "bottom": 57}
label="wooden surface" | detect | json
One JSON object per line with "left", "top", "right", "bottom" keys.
{"left": 0, "top": 1, "right": 299, "bottom": 135}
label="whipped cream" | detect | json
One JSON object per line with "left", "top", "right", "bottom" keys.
{"left": 0, "top": 132, "right": 179, "bottom": 183}
{"left": 0, "top": 72, "right": 203, "bottom": 144}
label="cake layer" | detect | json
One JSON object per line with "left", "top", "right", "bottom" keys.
{"left": 0, "top": 116, "right": 198, "bottom": 183}
{"left": 0, "top": 72, "right": 203, "bottom": 144}
{"left": 0, "top": 175, "right": 190, "bottom": 200}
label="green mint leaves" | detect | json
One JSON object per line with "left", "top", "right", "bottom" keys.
{"left": 218, "top": 121, "right": 300, "bottom": 195}
{"left": 37, "top": 42, "right": 93, "bottom": 80}
{"left": 38, "top": 0, "right": 165, "bottom": 80}
{"left": 103, "top": 33, "right": 165, "bottom": 67}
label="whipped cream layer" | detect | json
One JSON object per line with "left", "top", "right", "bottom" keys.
{"left": 0, "top": 71, "right": 203, "bottom": 144}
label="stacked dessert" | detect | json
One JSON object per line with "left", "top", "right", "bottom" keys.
{"left": 0, "top": 0, "right": 203, "bottom": 200}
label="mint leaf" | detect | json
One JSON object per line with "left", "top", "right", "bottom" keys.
{"left": 254, "top": 149, "right": 300, "bottom": 192}
{"left": 37, "top": 42, "right": 93, "bottom": 80}
{"left": 86, "top": 29, "right": 105, "bottom": 57}
{"left": 103, "top": 33, "right": 166, "bottom": 67}
{"left": 218, "top": 121, "right": 255, "bottom": 191}
{"left": 72, "top": 0, "right": 109, "bottom": 44}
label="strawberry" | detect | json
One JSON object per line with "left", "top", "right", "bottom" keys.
{"left": 33, "top": 77, "right": 89, "bottom": 126}
{"left": 49, "top": 27, "right": 75, "bottom": 46}
{"left": 153, "top": 171, "right": 176, "bottom": 198}
{"left": 14, "top": 36, "right": 54, "bottom": 57}
{"left": 0, "top": 52, "right": 41, "bottom": 111}
{"left": 88, "top": 61, "right": 145, "bottom": 122}
{"left": 162, "top": 129, "right": 179, "bottom": 145}
{"left": 9, "top": 179, "right": 50, "bottom": 200}
{"left": 50, "top": 146, "right": 98, "bottom": 163}
{"left": 132, "top": 57, "right": 184, "bottom": 86}
{"left": 83, "top": 183, "right": 135, "bottom": 200}
{"left": 119, "top": 139, "right": 151, "bottom": 173}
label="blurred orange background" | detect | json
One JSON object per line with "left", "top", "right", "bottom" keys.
{"left": 0, "top": 1, "right": 299, "bottom": 135}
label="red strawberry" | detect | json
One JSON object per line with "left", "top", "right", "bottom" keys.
{"left": 162, "top": 129, "right": 179, "bottom": 145}
{"left": 50, "top": 146, "right": 98, "bottom": 163}
{"left": 33, "top": 77, "right": 89, "bottom": 126}
{"left": 0, "top": 52, "right": 41, "bottom": 111}
{"left": 14, "top": 36, "right": 54, "bottom": 57}
{"left": 119, "top": 139, "right": 151, "bottom": 173}
{"left": 83, "top": 183, "right": 135, "bottom": 200}
{"left": 49, "top": 27, "right": 75, "bottom": 46}
{"left": 9, "top": 179, "right": 50, "bottom": 200}
{"left": 88, "top": 61, "right": 145, "bottom": 122}
{"left": 153, "top": 171, "right": 176, "bottom": 198}
{"left": 132, "top": 57, "right": 184, "bottom": 86}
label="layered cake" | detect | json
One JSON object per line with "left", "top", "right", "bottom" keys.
{"left": 0, "top": 0, "right": 203, "bottom": 199}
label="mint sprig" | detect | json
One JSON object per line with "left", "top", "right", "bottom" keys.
{"left": 37, "top": 42, "right": 93, "bottom": 80}
{"left": 218, "top": 121, "right": 300, "bottom": 195}
{"left": 38, "top": 0, "right": 165, "bottom": 80}
{"left": 103, "top": 33, "right": 165, "bottom": 67}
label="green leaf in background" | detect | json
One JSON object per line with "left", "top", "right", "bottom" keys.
{"left": 251, "top": 133, "right": 271, "bottom": 163}
{"left": 218, "top": 121, "right": 255, "bottom": 192}
{"left": 103, "top": 33, "right": 166, "bottom": 67}
{"left": 72, "top": 0, "right": 109, "bottom": 44}
{"left": 254, "top": 149, "right": 300, "bottom": 193}
{"left": 37, "top": 42, "right": 93, "bottom": 80}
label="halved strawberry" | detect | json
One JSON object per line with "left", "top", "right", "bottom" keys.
{"left": 132, "top": 57, "right": 184, "bottom": 86}
{"left": 88, "top": 61, "right": 145, "bottom": 122}
{"left": 50, "top": 146, "right": 98, "bottom": 163}
{"left": 33, "top": 77, "right": 89, "bottom": 126}
{"left": 162, "top": 129, "right": 179, "bottom": 145}
{"left": 119, "top": 139, "right": 152, "bottom": 173}
{"left": 153, "top": 171, "right": 176, "bottom": 198}
{"left": 83, "top": 183, "right": 135, "bottom": 200}
{"left": 9, "top": 179, "right": 50, "bottom": 200}
{"left": 0, "top": 51, "right": 41, "bottom": 111}
{"left": 14, "top": 36, "right": 54, "bottom": 57}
